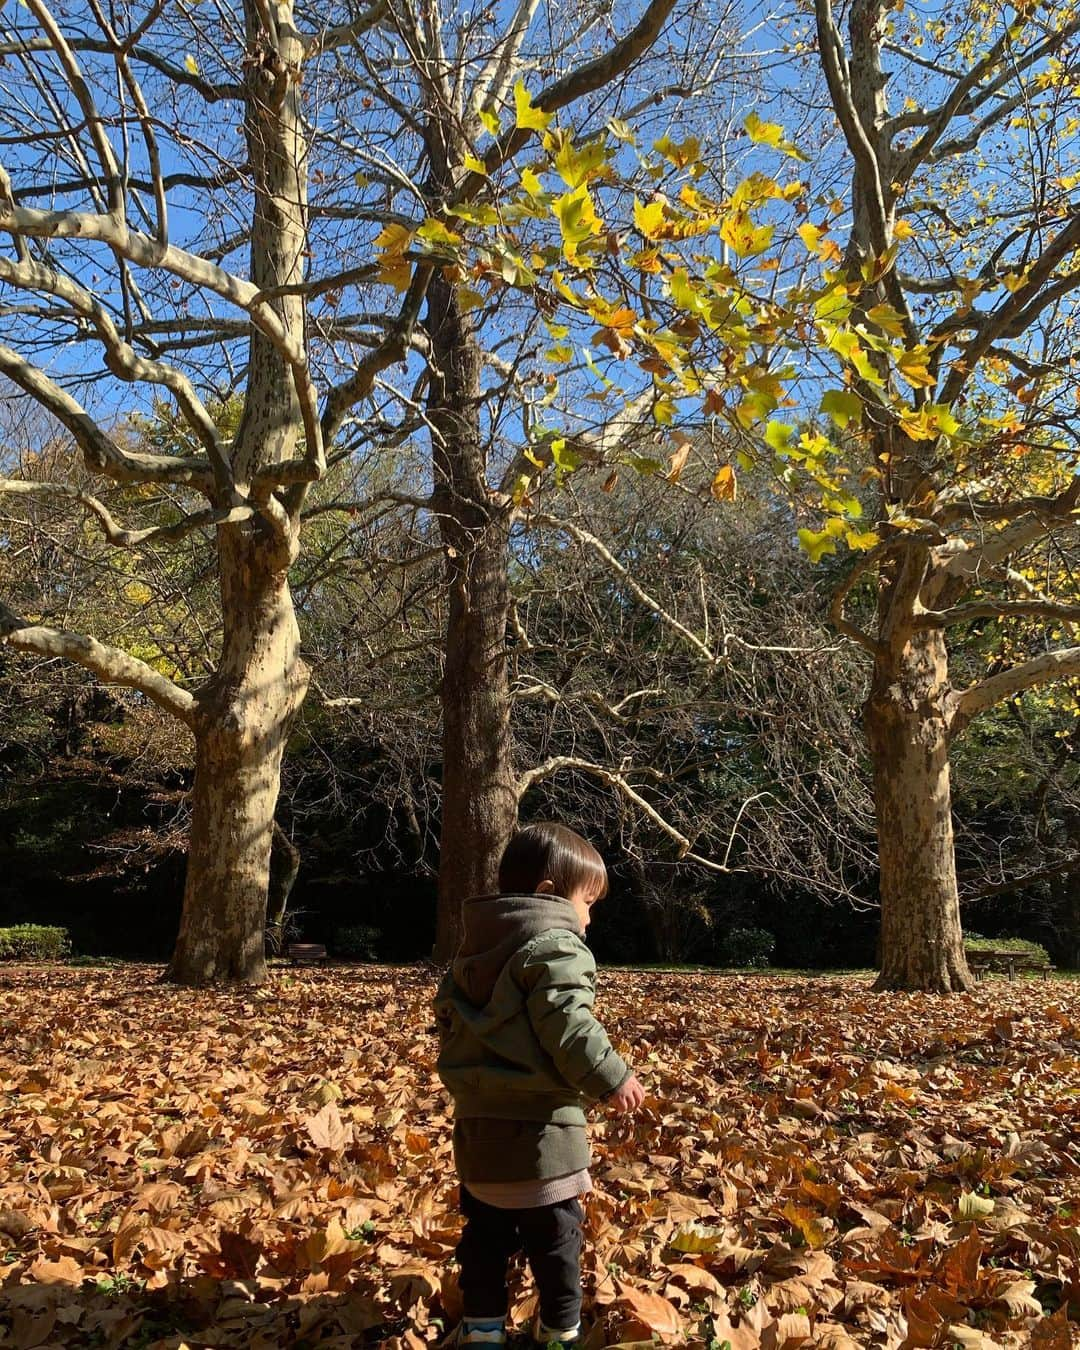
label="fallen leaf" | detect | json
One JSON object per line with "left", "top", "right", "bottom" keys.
{"left": 26, "top": 1255, "right": 84, "bottom": 1285}
{"left": 615, "top": 1279, "right": 681, "bottom": 1335}
{"left": 957, "top": 1191, "right": 995, "bottom": 1220}
{"left": 305, "top": 1101, "right": 350, "bottom": 1152}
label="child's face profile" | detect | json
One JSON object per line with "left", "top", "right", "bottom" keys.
{"left": 536, "top": 877, "right": 603, "bottom": 932}
{"left": 569, "top": 881, "right": 602, "bottom": 932}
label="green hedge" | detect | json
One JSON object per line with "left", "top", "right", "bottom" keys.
{"left": 332, "top": 924, "right": 381, "bottom": 961}
{"left": 964, "top": 935, "right": 1051, "bottom": 961}
{"left": 0, "top": 925, "right": 72, "bottom": 960}
{"left": 720, "top": 926, "right": 776, "bottom": 969}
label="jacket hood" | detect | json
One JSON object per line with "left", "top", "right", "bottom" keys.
{"left": 452, "top": 892, "right": 583, "bottom": 1006}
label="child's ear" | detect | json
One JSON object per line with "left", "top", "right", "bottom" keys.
{"left": 535, "top": 878, "right": 555, "bottom": 894}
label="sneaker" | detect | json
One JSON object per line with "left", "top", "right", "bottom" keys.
{"left": 457, "top": 1317, "right": 507, "bottom": 1346}
{"left": 533, "top": 1319, "right": 581, "bottom": 1348}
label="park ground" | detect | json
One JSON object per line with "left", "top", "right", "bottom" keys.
{"left": 0, "top": 966, "right": 1077, "bottom": 1349}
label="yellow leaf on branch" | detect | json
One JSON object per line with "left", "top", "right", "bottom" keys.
{"left": 553, "top": 184, "right": 601, "bottom": 265}
{"left": 745, "top": 110, "right": 809, "bottom": 161}
{"left": 513, "top": 79, "right": 552, "bottom": 132}
{"left": 897, "top": 347, "right": 937, "bottom": 389}
{"left": 711, "top": 464, "right": 737, "bottom": 501}
{"left": 634, "top": 197, "right": 667, "bottom": 240}
{"left": 720, "top": 210, "right": 773, "bottom": 258}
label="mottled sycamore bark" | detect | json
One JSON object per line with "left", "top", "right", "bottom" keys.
{"left": 167, "top": 0, "right": 309, "bottom": 984}
{"left": 865, "top": 626, "right": 971, "bottom": 991}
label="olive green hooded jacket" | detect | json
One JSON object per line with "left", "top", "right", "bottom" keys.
{"left": 434, "top": 894, "right": 630, "bottom": 1181}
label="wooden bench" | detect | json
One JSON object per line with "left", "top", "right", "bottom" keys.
{"left": 287, "top": 943, "right": 328, "bottom": 966}
{"left": 966, "top": 948, "right": 1055, "bottom": 981}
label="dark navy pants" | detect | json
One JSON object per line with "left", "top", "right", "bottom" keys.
{"left": 457, "top": 1186, "right": 584, "bottom": 1329}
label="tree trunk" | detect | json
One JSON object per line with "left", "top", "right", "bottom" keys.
{"left": 836, "top": 0, "right": 974, "bottom": 992}
{"left": 426, "top": 271, "right": 518, "bottom": 962}
{"left": 167, "top": 534, "right": 307, "bottom": 985}
{"left": 865, "top": 626, "right": 973, "bottom": 992}
{"left": 266, "top": 822, "right": 301, "bottom": 954}
{"left": 168, "top": 0, "right": 309, "bottom": 984}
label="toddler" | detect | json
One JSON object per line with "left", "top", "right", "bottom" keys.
{"left": 434, "top": 821, "right": 645, "bottom": 1347}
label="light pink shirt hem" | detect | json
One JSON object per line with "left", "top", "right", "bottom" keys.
{"left": 464, "top": 1170, "right": 592, "bottom": 1209}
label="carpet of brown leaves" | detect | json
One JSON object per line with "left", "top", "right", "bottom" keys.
{"left": 0, "top": 965, "right": 1078, "bottom": 1349}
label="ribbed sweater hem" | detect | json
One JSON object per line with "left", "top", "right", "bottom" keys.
{"left": 463, "top": 1170, "right": 592, "bottom": 1209}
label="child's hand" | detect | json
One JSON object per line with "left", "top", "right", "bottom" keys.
{"left": 607, "top": 1072, "right": 646, "bottom": 1114}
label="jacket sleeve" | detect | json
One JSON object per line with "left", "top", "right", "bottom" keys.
{"left": 520, "top": 933, "right": 630, "bottom": 1100}
{"left": 432, "top": 968, "right": 455, "bottom": 1046}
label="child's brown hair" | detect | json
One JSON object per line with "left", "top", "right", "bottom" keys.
{"left": 497, "top": 822, "right": 608, "bottom": 901}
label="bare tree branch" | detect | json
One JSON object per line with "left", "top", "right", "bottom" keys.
{"left": 892, "top": 20, "right": 1013, "bottom": 178}
{"left": 527, "top": 511, "right": 716, "bottom": 664}
{"left": 0, "top": 599, "right": 195, "bottom": 727}
{"left": 939, "top": 215, "right": 1080, "bottom": 404}
{"left": 512, "top": 678, "right": 664, "bottom": 722}
{"left": 936, "top": 483, "right": 1080, "bottom": 576}
{"left": 0, "top": 478, "right": 254, "bottom": 548}
{"left": 0, "top": 256, "right": 228, "bottom": 483}
{"left": 899, "top": 16, "right": 1080, "bottom": 172}
{"left": 0, "top": 36, "right": 242, "bottom": 100}
{"left": 318, "top": 263, "right": 434, "bottom": 451}
{"left": 456, "top": 0, "right": 677, "bottom": 199}
{"left": 0, "top": 203, "right": 324, "bottom": 476}
{"left": 0, "top": 344, "right": 215, "bottom": 491}
{"left": 953, "top": 647, "right": 1080, "bottom": 726}
{"left": 516, "top": 753, "right": 697, "bottom": 853}
{"left": 918, "top": 598, "right": 1080, "bottom": 629}
{"left": 302, "top": 0, "right": 390, "bottom": 54}
{"left": 469, "top": 0, "right": 542, "bottom": 125}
